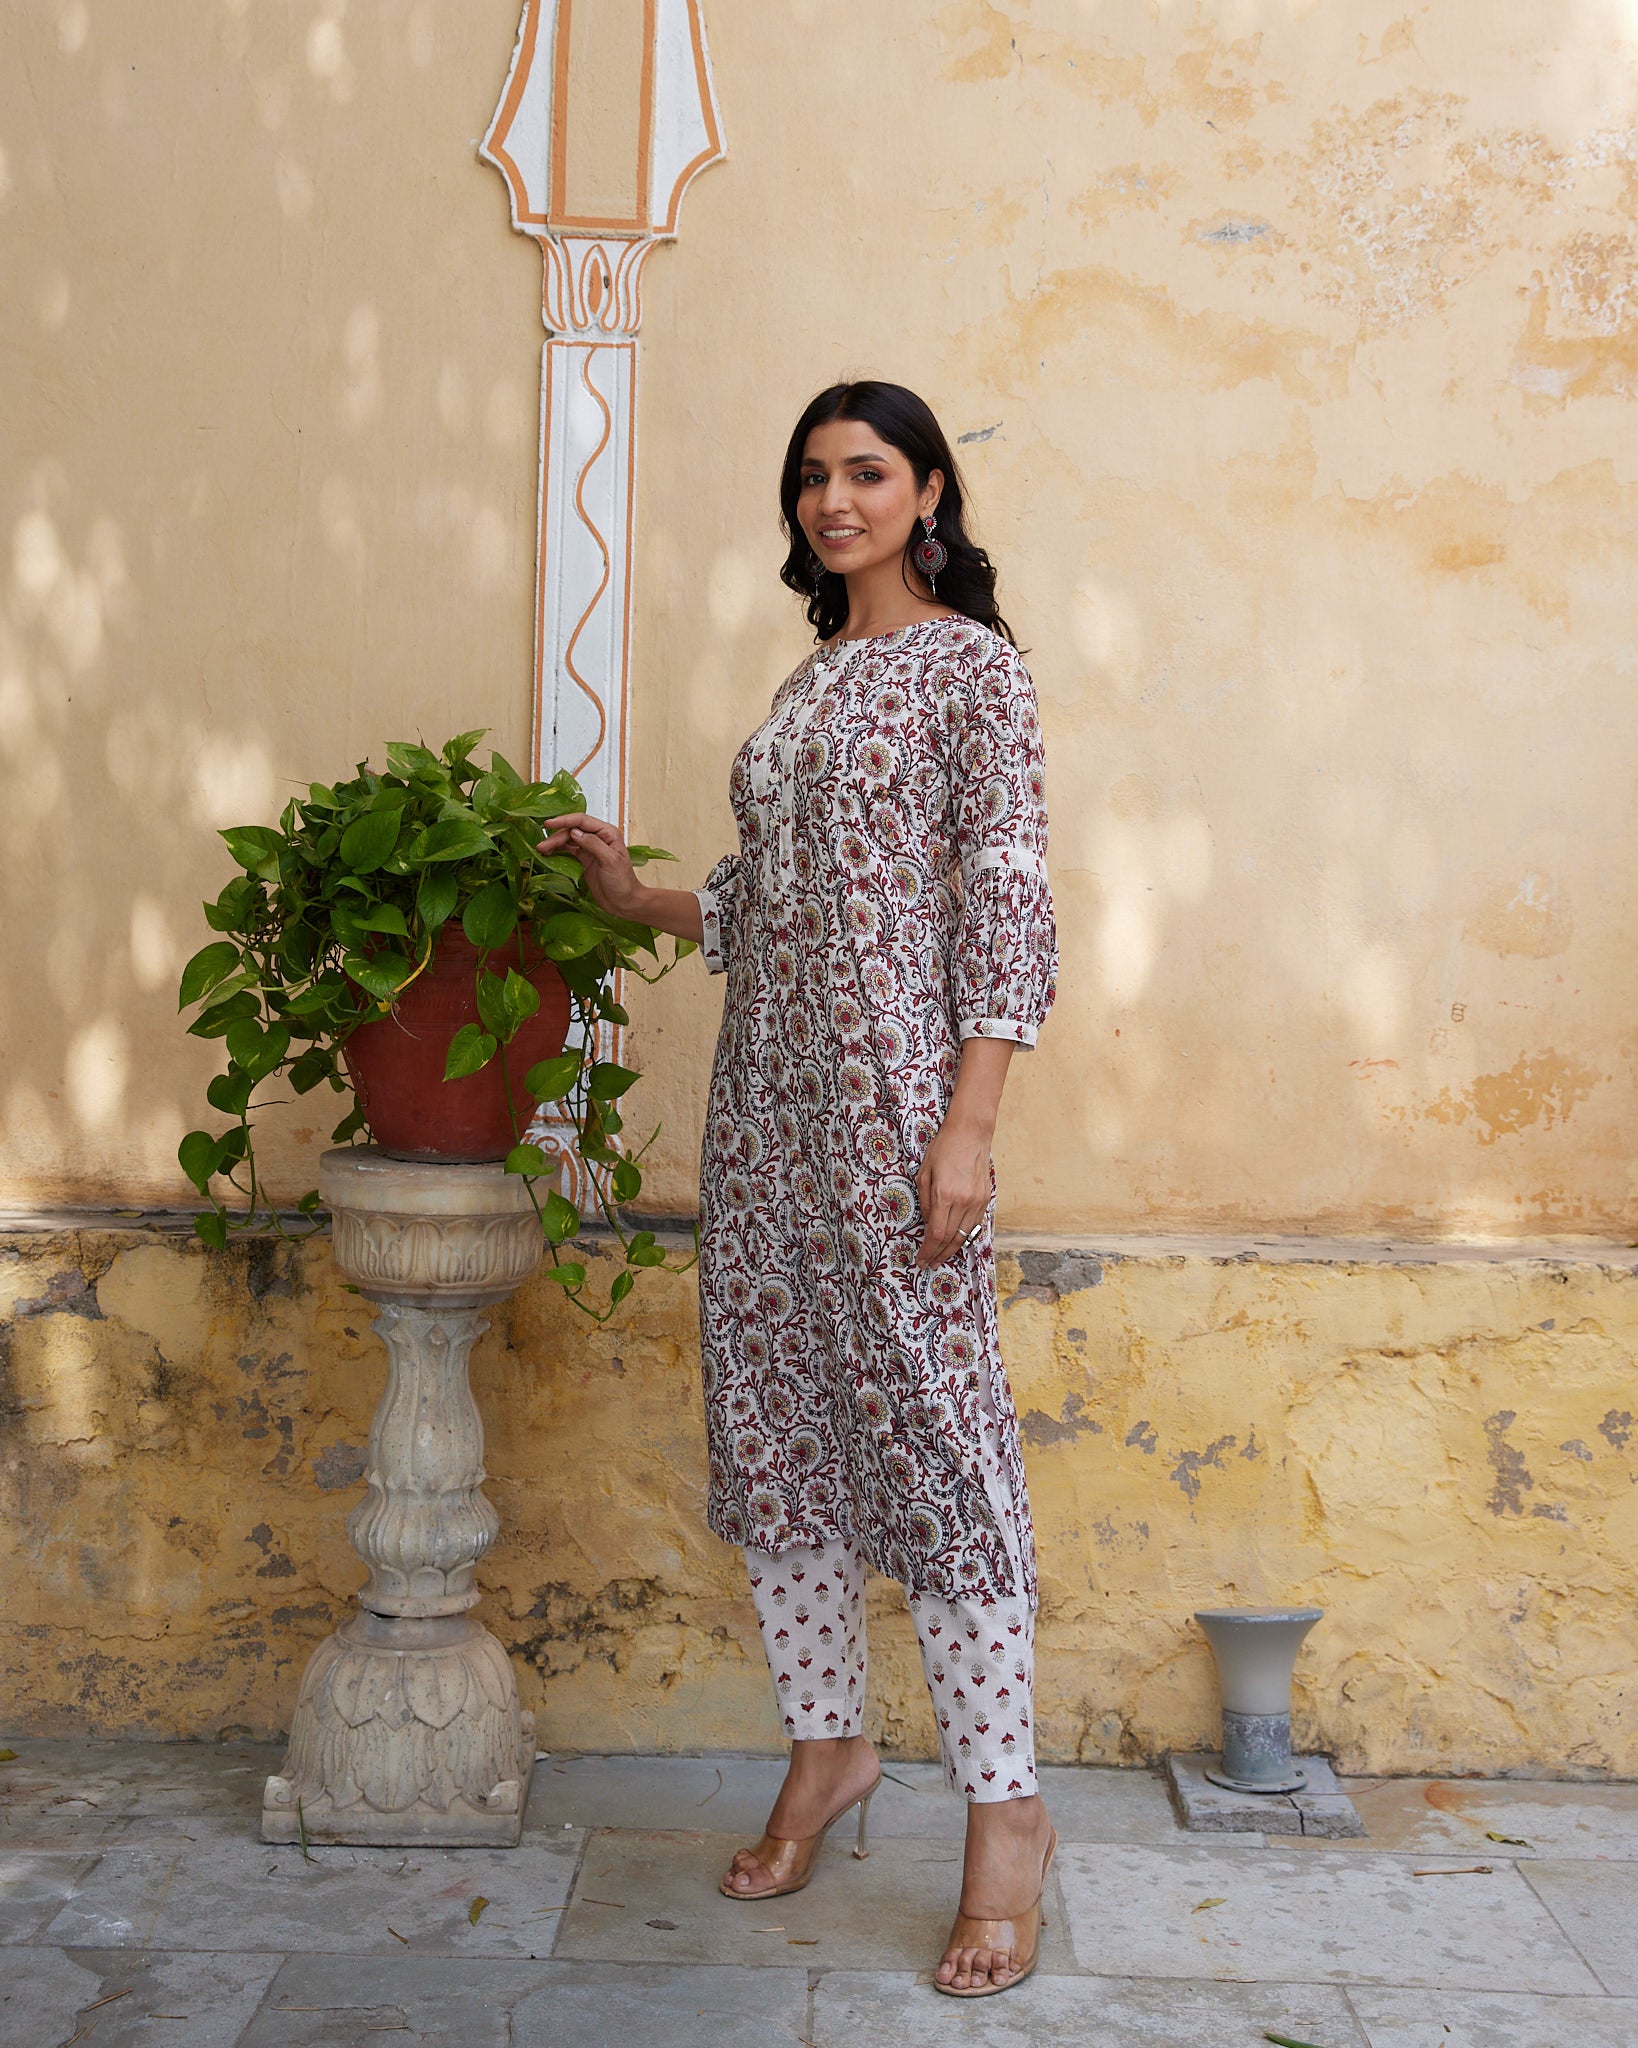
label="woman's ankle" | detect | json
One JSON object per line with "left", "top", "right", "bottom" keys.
{"left": 787, "top": 1732, "right": 871, "bottom": 1770}
{"left": 801, "top": 1730, "right": 870, "bottom": 1748}
{"left": 964, "top": 1791, "right": 1047, "bottom": 1831}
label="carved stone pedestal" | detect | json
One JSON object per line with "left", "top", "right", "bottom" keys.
{"left": 262, "top": 1148, "right": 543, "bottom": 1847}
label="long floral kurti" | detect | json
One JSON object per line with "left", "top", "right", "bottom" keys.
{"left": 693, "top": 615, "right": 1058, "bottom": 1607}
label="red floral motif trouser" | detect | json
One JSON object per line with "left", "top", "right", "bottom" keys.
{"left": 743, "top": 1536, "right": 1038, "bottom": 1802}
{"left": 740, "top": 1355, "right": 1036, "bottom": 1805}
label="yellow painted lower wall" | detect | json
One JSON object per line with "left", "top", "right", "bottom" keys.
{"left": 3, "top": 1225, "right": 1634, "bottom": 1778}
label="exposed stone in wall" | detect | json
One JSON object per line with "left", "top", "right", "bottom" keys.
{"left": 3, "top": 1226, "right": 1635, "bottom": 1777}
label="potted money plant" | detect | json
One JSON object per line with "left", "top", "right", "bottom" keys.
{"left": 175, "top": 730, "right": 691, "bottom": 1321}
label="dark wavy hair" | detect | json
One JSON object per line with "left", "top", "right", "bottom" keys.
{"left": 777, "top": 381, "right": 1016, "bottom": 646}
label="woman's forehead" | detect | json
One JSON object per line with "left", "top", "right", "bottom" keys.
{"left": 801, "top": 421, "right": 903, "bottom": 467}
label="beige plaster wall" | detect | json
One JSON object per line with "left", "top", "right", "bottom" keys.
{"left": 3, "top": 1, "right": 1637, "bottom": 1235}
{"left": 6, "top": 1227, "right": 1635, "bottom": 1777}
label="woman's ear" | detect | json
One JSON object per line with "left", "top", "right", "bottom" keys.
{"left": 921, "top": 468, "right": 945, "bottom": 519}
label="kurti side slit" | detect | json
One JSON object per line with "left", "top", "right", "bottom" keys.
{"left": 693, "top": 614, "right": 1059, "bottom": 1610}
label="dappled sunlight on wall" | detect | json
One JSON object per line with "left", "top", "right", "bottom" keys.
{"left": 0, "top": 2, "right": 540, "bottom": 1209}
{"left": 2, "top": 0, "right": 1635, "bottom": 1236}
{"left": 626, "top": 0, "right": 1638, "bottom": 1235}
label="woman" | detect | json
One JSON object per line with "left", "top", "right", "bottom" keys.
{"left": 541, "top": 380, "right": 1059, "bottom": 1998}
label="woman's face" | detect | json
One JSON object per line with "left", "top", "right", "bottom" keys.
{"left": 796, "top": 418, "right": 942, "bottom": 580}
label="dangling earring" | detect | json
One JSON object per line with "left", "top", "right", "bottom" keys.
{"left": 912, "top": 512, "right": 947, "bottom": 592}
{"left": 807, "top": 550, "right": 827, "bottom": 593}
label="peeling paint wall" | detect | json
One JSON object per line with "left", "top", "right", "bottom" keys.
{"left": 7, "top": 1229, "right": 1635, "bottom": 1777}
{"left": 3, "top": 3, "right": 1637, "bottom": 1234}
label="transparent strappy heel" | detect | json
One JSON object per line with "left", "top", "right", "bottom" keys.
{"left": 932, "top": 1823, "right": 1058, "bottom": 1998}
{"left": 718, "top": 1771, "right": 882, "bottom": 1901}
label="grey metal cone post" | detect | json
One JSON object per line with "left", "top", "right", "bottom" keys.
{"left": 262, "top": 1149, "right": 544, "bottom": 1847}
{"left": 1195, "top": 1607, "right": 1323, "bottom": 1794}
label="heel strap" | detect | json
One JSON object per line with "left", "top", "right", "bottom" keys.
{"left": 725, "top": 1774, "right": 884, "bottom": 1891}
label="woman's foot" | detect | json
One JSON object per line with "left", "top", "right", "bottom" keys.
{"left": 721, "top": 1735, "right": 881, "bottom": 1896}
{"left": 935, "top": 1794, "right": 1054, "bottom": 1992}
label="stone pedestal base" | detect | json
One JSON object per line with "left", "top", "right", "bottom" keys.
{"left": 262, "top": 1615, "right": 535, "bottom": 1847}
{"left": 262, "top": 1150, "right": 545, "bottom": 1848}
{"left": 1166, "top": 1752, "right": 1366, "bottom": 1838}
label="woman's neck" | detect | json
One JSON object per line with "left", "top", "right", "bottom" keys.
{"left": 834, "top": 558, "right": 948, "bottom": 644}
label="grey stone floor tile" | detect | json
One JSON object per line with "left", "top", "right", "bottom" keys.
{"left": 0, "top": 1851, "right": 103, "bottom": 1943}
{"left": 239, "top": 1955, "right": 537, "bottom": 2047}
{"left": 510, "top": 1962, "right": 812, "bottom": 2047}
{"left": 554, "top": 1828, "right": 1073, "bottom": 1974}
{"left": 1, "top": 1740, "right": 282, "bottom": 1818}
{"left": 892, "top": 1759, "right": 1191, "bottom": 1844}
{"left": 813, "top": 1971, "right": 1368, "bottom": 2044}
{"left": 532, "top": 1754, "right": 1195, "bottom": 1845}
{"left": 1348, "top": 1985, "right": 1638, "bottom": 2047}
{"left": 41, "top": 1810, "right": 319, "bottom": 1852}
{"left": 237, "top": 1956, "right": 812, "bottom": 2048}
{"left": 1520, "top": 1858, "right": 1638, "bottom": 1994}
{"left": 2, "top": 1808, "right": 284, "bottom": 1856}
{"left": 1319, "top": 1777, "right": 1638, "bottom": 1861}
{"left": 528, "top": 1754, "right": 797, "bottom": 1837}
{"left": 0, "top": 1947, "right": 281, "bottom": 2048}
{"left": 1055, "top": 1843, "right": 1603, "bottom": 1993}
{"left": 0, "top": 1808, "right": 131, "bottom": 1850}
{"left": 36, "top": 1833, "right": 582, "bottom": 1958}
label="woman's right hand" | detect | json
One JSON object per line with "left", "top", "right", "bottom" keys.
{"left": 539, "top": 813, "right": 649, "bottom": 921}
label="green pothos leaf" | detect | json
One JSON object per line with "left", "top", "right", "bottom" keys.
{"left": 444, "top": 1024, "right": 497, "bottom": 1080}
{"left": 525, "top": 1052, "right": 580, "bottom": 1101}
{"left": 178, "top": 941, "right": 242, "bottom": 1009}
{"left": 178, "top": 1130, "right": 224, "bottom": 1193}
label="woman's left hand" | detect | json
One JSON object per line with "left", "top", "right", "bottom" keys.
{"left": 915, "top": 1112, "right": 993, "bottom": 1267}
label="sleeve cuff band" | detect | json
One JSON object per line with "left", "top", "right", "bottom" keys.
{"left": 694, "top": 888, "right": 727, "bottom": 975}
{"left": 958, "top": 1017, "right": 1039, "bottom": 1047}
{"left": 964, "top": 843, "right": 1046, "bottom": 881}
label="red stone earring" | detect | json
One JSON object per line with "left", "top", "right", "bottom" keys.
{"left": 912, "top": 513, "right": 947, "bottom": 591}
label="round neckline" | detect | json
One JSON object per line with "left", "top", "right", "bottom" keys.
{"left": 818, "top": 613, "right": 961, "bottom": 658}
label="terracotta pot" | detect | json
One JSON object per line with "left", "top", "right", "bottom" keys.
{"left": 343, "top": 928, "right": 572, "bottom": 1164}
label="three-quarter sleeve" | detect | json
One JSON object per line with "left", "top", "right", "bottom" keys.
{"left": 944, "top": 638, "right": 1059, "bottom": 1047}
{"left": 693, "top": 852, "right": 742, "bottom": 976}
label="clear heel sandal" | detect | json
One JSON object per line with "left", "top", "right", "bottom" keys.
{"left": 852, "top": 1780, "right": 875, "bottom": 1858}
{"left": 718, "top": 1772, "right": 882, "bottom": 1901}
{"left": 932, "top": 1824, "right": 1058, "bottom": 1998}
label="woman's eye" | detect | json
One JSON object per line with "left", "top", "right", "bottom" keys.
{"left": 801, "top": 472, "right": 825, "bottom": 488}
{"left": 853, "top": 469, "right": 883, "bottom": 484}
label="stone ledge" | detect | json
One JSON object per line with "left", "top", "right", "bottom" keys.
{"left": 2, "top": 1210, "right": 1634, "bottom": 1270}
{"left": 999, "top": 1231, "right": 1638, "bottom": 1270}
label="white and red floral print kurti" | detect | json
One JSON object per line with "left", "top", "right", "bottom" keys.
{"left": 692, "top": 615, "right": 1058, "bottom": 1607}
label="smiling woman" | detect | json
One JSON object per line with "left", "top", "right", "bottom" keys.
{"left": 778, "top": 380, "right": 1017, "bottom": 650}
{"left": 540, "top": 381, "right": 1060, "bottom": 1998}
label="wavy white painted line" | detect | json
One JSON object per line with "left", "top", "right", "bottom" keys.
{"left": 562, "top": 346, "right": 613, "bottom": 779}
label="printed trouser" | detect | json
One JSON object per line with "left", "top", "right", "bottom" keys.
{"left": 742, "top": 1534, "right": 1038, "bottom": 1802}
{"left": 740, "top": 1333, "right": 1039, "bottom": 1800}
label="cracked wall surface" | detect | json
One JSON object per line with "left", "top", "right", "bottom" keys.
{"left": 5, "top": 1227, "right": 1634, "bottom": 1778}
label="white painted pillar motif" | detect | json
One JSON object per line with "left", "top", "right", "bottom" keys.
{"left": 481, "top": 1, "right": 726, "bottom": 1208}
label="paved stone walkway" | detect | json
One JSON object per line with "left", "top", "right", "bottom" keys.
{"left": 4, "top": 1741, "right": 1637, "bottom": 2045}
